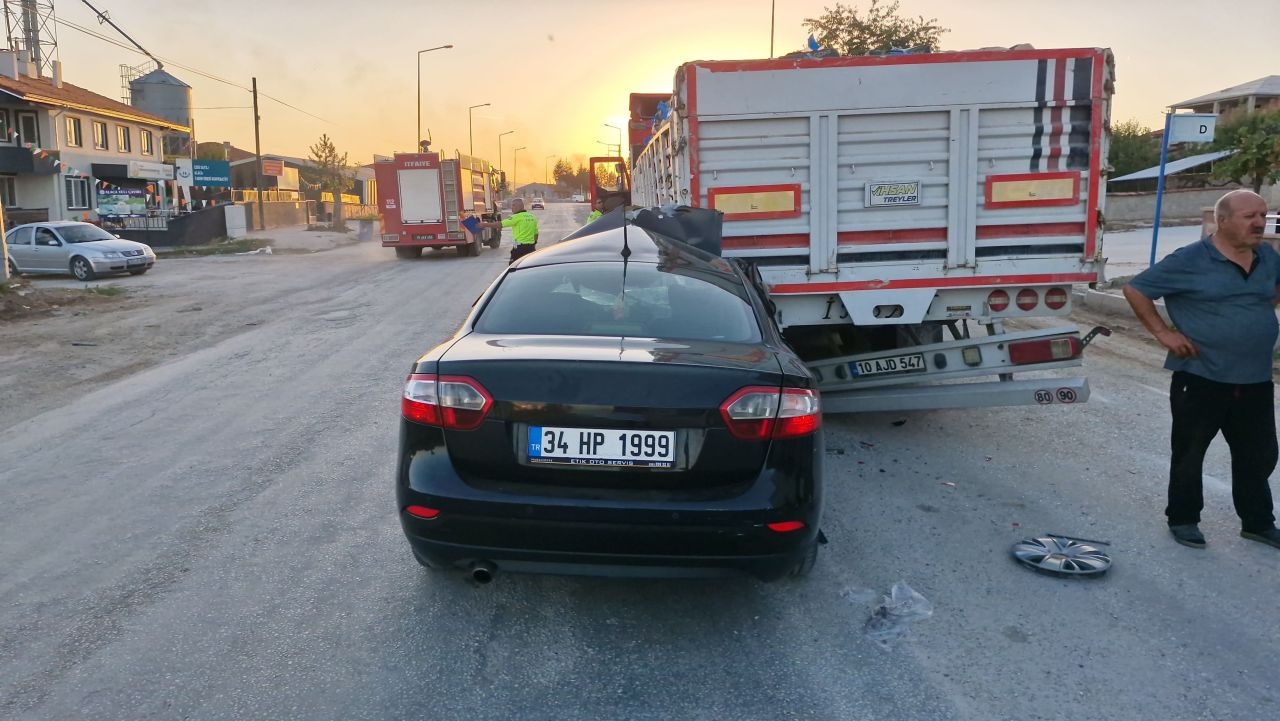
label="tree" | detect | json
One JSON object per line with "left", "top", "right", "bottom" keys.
{"left": 305, "top": 134, "right": 354, "bottom": 228}
{"left": 1210, "top": 107, "right": 1280, "bottom": 193}
{"left": 1108, "top": 119, "right": 1161, "bottom": 180}
{"left": 802, "top": 0, "right": 947, "bottom": 56}
{"left": 553, "top": 160, "right": 590, "bottom": 194}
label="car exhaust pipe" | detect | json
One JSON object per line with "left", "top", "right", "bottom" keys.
{"left": 469, "top": 561, "right": 496, "bottom": 584}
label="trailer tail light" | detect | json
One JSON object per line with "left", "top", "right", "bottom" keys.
{"left": 986, "top": 290, "right": 1010, "bottom": 312}
{"left": 402, "top": 373, "right": 493, "bottom": 430}
{"left": 1008, "top": 337, "right": 1081, "bottom": 365}
{"left": 720, "top": 387, "right": 821, "bottom": 441}
{"left": 1015, "top": 288, "right": 1039, "bottom": 311}
{"left": 1044, "top": 287, "right": 1069, "bottom": 310}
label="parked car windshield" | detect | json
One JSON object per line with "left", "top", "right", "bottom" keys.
{"left": 475, "top": 261, "right": 762, "bottom": 342}
{"left": 58, "top": 225, "right": 119, "bottom": 243}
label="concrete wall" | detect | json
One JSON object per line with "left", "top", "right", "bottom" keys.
{"left": 242, "top": 200, "right": 311, "bottom": 230}
{"left": 1107, "top": 183, "right": 1280, "bottom": 224}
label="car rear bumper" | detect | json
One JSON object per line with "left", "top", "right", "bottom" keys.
{"left": 400, "top": 512, "right": 816, "bottom": 580}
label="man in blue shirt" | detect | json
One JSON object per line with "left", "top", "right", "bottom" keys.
{"left": 1124, "top": 190, "right": 1280, "bottom": 550}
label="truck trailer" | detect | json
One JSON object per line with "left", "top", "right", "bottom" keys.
{"left": 625, "top": 47, "right": 1116, "bottom": 412}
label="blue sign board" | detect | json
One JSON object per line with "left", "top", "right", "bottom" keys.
{"left": 192, "top": 160, "right": 231, "bottom": 188}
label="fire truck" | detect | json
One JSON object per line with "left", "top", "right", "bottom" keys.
{"left": 374, "top": 152, "right": 502, "bottom": 259}
{"left": 605, "top": 47, "right": 1116, "bottom": 412}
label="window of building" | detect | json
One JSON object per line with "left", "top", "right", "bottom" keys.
{"left": 140, "top": 129, "right": 153, "bottom": 156}
{"left": 0, "top": 174, "right": 15, "bottom": 207}
{"left": 65, "top": 117, "right": 82, "bottom": 147}
{"left": 0, "top": 109, "right": 10, "bottom": 144}
{"left": 117, "top": 126, "right": 131, "bottom": 153}
{"left": 65, "top": 176, "right": 90, "bottom": 209}
{"left": 17, "top": 111, "right": 38, "bottom": 147}
{"left": 92, "top": 120, "right": 108, "bottom": 150}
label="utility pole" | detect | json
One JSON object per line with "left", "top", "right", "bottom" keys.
{"left": 252, "top": 76, "right": 265, "bottom": 231}
{"left": 770, "top": 0, "right": 776, "bottom": 58}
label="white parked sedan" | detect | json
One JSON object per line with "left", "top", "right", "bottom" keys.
{"left": 4, "top": 221, "right": 156, "bottom": 281}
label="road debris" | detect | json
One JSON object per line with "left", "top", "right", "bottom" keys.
{"left": 236, "top": 247, "right": 274, "bottom": 255}
{"left": 70, "top": 341, "right": 98, "bottom": 347}
{"left": 864, "top": 582, "right": 934, "bottom": 649}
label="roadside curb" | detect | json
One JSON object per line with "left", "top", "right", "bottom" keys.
{"left": 1072, "top": 288, "right": 1169, "bottom": 323}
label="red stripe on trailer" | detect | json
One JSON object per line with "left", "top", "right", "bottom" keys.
{"left": 724, "top": 223, "right": 1090, "bottom": 249}
{"left": 723, "top": 234, "right": 811, "bottom": 249}
{"left": 693, "top": 48, "right": 1108, "bottom": 73}
{"left": 686, "top": 66, "right": 701, "bottom": 208}
{"left": 1085, "top": 53, "right": 1106, "bottom": 259}
{"left": 768, "top": 272, "right": 1098, "bottom": 294}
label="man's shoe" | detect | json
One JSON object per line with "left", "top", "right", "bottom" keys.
{"left": 1240, "top": 528, "right": 1280, "bottom": 549}
{"left": 1169, "top": 524, "right": 1206, "bottom": 548}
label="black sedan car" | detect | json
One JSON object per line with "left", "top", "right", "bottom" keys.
{"left": 397, "top": 222, "right": 822, "bottom": 582}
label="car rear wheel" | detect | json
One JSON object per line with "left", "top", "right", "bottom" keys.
{"left": 6, "top": 258, "right": 20, "bottom": 277}
{"left": 395, "top": 246, "right": 422, "bottom": 259}
{"left": 788, "top": 540, "right": 819, "bottom": 578}
{"left": 70, "top": 256, "right": 96, "bottom": 281}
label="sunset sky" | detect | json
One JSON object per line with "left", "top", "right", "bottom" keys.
{"left": 48, "top": 0, "right": 1279, "bottom": 182}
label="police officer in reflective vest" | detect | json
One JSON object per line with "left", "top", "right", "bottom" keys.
{"left": 586, "top": 197, "right": 605, "bottom": 224}
{"left": 479, "top": 197, "right": 540, "bottom": 263}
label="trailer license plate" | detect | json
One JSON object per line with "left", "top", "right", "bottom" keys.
{"left": 528, "top": 427, "right": 675, "bottom": 468}
{"left": 850, "top": 353, "right": 927, "bottom": 377}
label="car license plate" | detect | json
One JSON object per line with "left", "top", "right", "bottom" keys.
{"left": 127, "top": 258, "right": 146, "bottom": 266}
{"left": 849, "top": 352, "right": 927, "bottom": 377}
{"left": 528, "top": 426, "right": 675, "bottom": 468}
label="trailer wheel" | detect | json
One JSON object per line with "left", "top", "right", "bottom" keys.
{"left": 395, "top": 247, "right": 422, "bottom": 259}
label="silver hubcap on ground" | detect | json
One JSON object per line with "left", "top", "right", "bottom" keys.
{"left": 1012, "top": 535, "right": 1111, "bottom": 576}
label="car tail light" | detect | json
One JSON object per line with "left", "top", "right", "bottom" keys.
{"left": 719, "top": 386, "right": 821, "bottom": 441}
{"left": 1008, "top": 336, "right": 1081, "bottom": 365}
{"left": 767, "top": 520, "right": 806, "bottom": 533}
{"left": 1044, "top": 287, "right": 1069, "bottom": 310}
{"left": 1015, "top": 288, "right": 1038, "bottom": 311}
{"left": 986, "top": 289, "right": 1010, "bottom": 312}
{"left": 402, "top": 373, "right": 493, "bottom": 430}
{"left": 405, "top": 505, "right": 441, "bottom": 519}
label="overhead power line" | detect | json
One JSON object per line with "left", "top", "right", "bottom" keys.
{"left": 53, "top": 15, "right": 332, "bottom": 124}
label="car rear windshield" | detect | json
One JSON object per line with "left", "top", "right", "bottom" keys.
{"left": 59, "top": 225, "right": 119, "bottom": 243}
{"left": 475, "top": 261, "right": 763, "bottom": 342}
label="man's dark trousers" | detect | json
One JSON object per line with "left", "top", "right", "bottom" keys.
{"left": 509, "top": 242, "right": 537, "bottom": 263}
{"left": 1168, "top": 370, "right": 1277, "bottom": 532}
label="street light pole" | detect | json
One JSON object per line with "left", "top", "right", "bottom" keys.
{"left": 468, "top": 103, "right": 490, "bottom": 158}
{"left": 545, "top": 154, "right": 556, "bottom": 186}
{"left": 604, "top": 123, "right": 623, "bottom": 160}
{"left": 497, "top": 130, "right": 514, "bottom": 197}
{"left": 513, "top": 146, "right": 526, "bottom": 198}
{"left": 416, "top": 44, "right": 453, "bottom": 151}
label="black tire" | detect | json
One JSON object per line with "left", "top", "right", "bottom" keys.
{"left": 788, "top": 540, "right": 819, "bottom": 578}
{"left": 457, "top": 242, "right": 479, "bottom": 258}
{"left": 6, "top": 257, "right": 20, "bottom": 277}
{"left": 128, "top": 268, "right": 149, "bottom": 276}
{"left": 395, "top": 246, "right": 422, "bottom": 260}
{"left": 70, "top": 256, "right": 96, "bottom": 281}
{"left": 484, "top": 231, "right": 501, "bottom": 249}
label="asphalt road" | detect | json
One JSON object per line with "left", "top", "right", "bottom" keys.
{"left": 2, "top": 204, "right": 1278, "bottom": 721}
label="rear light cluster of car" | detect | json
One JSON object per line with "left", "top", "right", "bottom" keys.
{"left": 986, "top": 287, "right": 1069, "bottom": 313}
{"left": 402, "top": 373, "right": 493, "bottom": 430}
{"left": 719, "top": 387, "right": 821, "bottom": 441}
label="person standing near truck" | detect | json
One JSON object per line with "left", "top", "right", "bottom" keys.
{"left": 586, "top": 197, "right": 605, "bottom": 224}
{"left": 478, "top": 197, "right": 539, "bottom": 263}
{"left": 1122, "top": 189, "right": 1280, "bottom": 551}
